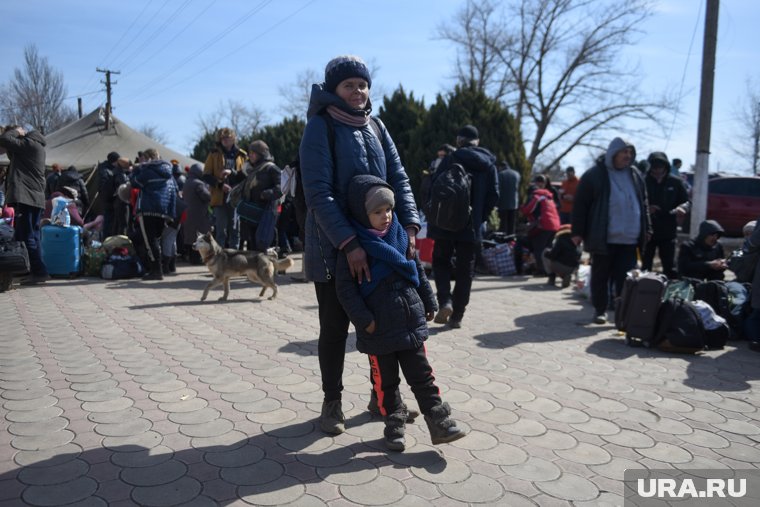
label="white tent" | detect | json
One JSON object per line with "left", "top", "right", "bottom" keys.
{"left": 0, "top": 107, "right": 202, "bottom": 172}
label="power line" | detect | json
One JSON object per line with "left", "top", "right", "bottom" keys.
{"left": 121, "top": 0, "right": 274, "bottom": 103}
{"left": 664, "top": 0, "right": 704, "bottom": 151}
{"left": 117, "top": 0, "right": 194, "bottom": 72}
{"left": 122, "top": 0, "right": 316, "bottom": 107}
{"left": 111, "top": 0, "right": 173, "bottom": 70}
{"left": 77, "top": 0, "right": 153, "bottom": 98}
{"left": 122, "top": 0, "right": 218, "bottom": 75}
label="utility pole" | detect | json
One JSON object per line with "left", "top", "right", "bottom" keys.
{"left": 96, "top": 68, "right": 120, "bottom": 130}
{"left": 691, "top": 0, "right": 719, "bottom": 233}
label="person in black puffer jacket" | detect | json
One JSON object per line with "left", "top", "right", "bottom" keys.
{"left": 335, "top": 174, "right": 465, "bottom": 451}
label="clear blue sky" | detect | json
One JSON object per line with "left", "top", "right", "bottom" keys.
{"left": 1, "top": 0, "right": 758, "bottom": 173}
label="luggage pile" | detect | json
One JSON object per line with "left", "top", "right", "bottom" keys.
{"left": 615, "top": 270, "right": 751, "bottom": 353}
{"left": 0, "top": 221, "right": 30, "bottom": 292}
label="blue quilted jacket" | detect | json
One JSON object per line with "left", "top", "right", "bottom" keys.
{"left": 299, "top": 84, "right": 419, "bottom": 282}
{"left": 131, "top": 159, "right": 176, "bottom": 219}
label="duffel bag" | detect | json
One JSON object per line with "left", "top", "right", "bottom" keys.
{"left": 101, "top": 255, "right": 144, "bottom": 280}
{"left": 0, "top": 240, "right": 30, "bottom": 274}
{"left": 237, "top": 200, "right": 265, "bottom": 224}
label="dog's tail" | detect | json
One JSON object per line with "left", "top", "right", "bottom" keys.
{"left": 276, "top": 257, "right": 294, "bottom": 273}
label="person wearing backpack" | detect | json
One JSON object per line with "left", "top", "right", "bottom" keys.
{"left": 299, "top": 55, "right": 421, "bottom": 435}
{"left": 427, "top": 125, "right": 499, "bottom": 329}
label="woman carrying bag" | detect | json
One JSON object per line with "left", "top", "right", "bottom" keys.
{"left": 237, "top": 140, "right": 282, "bottom": 251}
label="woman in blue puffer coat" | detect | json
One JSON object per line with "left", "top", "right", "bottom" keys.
{"left": 131, "top": 148, "right": 176, "bottom": 280}
{"left": 299, "top": 55, "right": 420, "bottom": 435}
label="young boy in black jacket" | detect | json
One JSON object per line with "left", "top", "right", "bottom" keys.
{"left": 335, "top": 174, "right": 465, "bottom": 451}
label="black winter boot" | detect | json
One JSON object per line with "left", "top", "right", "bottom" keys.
{"left": 168, "top": 256, "right": 177, "bottom": 274}
{"left": 367, "top": 389, "right": 419, "bottom": 422}
{"left": 384, "top": 408, "right": 407, "bottom": 452}
{"left": 143, "top": 258, "right": 164, "bottom": 280}
{"left": 424, "top": 402, "right": 466, "bottom": 445}
{"left": 161, "top": 256, "right": 172, "bottom": 275}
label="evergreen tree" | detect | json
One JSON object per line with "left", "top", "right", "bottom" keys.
{"left": 377, "top": 86, "right": 427, "bottom": 180}
{"left": 190, "top": 131, "right": 217, "bottom": 163}
{"left": 407, "top": 83, "right": 528, "bottom": 202}
{"left": 252, "top": 115, "right": 306, "bottom": 165}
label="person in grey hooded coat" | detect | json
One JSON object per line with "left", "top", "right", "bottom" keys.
{"left": 571, "top": 137, "right": 651, "bottom": 324}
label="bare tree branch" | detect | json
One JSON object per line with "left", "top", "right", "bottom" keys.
{"left": 0, "top": 44, "right": 76, "bottom": 133}
{"left": 194, "top": 100, "right": 267, "bottom": 140}
{"left": 137, "top": 123, "right": 170, "bottom": 145}
{"left": 439, "top": 0, "right": 671, "bottom": 168}
{"left": 728, "top": 77, "right": 760, "bottom": 175}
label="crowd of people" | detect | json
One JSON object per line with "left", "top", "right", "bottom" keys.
{"left": 0, "top": 126, "right": 303, "bottom": 282}
{"left": 2, "top": 54, "right": 760, "bottom": 453}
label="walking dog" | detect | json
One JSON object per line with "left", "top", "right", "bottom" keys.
{"left": 193, "top": 232, "right": 294, "bottom": 301}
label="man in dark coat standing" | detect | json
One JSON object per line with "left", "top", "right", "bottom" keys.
{"left": 497, "top": 162, "right": 520, "bottom": 236}
{"left": 428, "top": 125, "right": 499, "bottom": 329}
{"left": 642, "top": 151, "right": 690, "bottom": 278}
{"left": 0, "top": 125, "right": 49, "bottom": 283}
{"left": 571, "top": 137, "right": 651, "bottom": 324}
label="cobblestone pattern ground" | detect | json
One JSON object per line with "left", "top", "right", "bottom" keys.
{"left": 1, "top": 255, "right": 759, "bottom": 506}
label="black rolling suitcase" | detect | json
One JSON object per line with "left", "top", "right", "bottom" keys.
{"left": 615, "top": 271, "right": 668, "bottom": 347}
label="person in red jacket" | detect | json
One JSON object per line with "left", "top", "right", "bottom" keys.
{"left": 520, "top": 175, "right": 561, "bottom": 276}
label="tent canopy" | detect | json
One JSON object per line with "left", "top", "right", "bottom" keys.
{"left": 0, "top": 108, "right": 202, "bottom": 173}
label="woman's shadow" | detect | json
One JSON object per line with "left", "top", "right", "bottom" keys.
{"left": 1, "top": 414, "right": 450, "bottom": 506}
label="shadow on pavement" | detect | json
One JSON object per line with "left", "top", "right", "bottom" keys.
{"left": 0, "top": 416, "right": 449, "bottom": 505}
{"left": 473, "top": 309, "right": 605, "bottom": 348}
{"left": 587, "top": 337, "right": 760, "bottom": 392}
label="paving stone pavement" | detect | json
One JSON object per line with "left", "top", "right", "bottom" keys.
{"left": 1, "top": 255, "right": 759, "bottom": 506}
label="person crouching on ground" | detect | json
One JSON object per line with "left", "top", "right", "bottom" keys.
{"left": 335, "top": 174, "right": 466, "bottom": 451}
{"left": 542, "top": 224, "right": 582, "bottom": 288}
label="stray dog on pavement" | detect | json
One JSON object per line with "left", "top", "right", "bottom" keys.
{"left": 193, "top": 232, "right": 294, "bottom": 301}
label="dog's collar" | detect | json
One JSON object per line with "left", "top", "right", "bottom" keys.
{"left": 202, "top": 251, "right": 216, "bottom": 264}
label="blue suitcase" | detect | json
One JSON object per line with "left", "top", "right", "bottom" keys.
{"left": 42, "top": 225, "right": 82, "bottom": 276}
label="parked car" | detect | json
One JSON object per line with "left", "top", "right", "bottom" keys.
{"left": 681, "top": 176, "right": 760, "bottom": 237}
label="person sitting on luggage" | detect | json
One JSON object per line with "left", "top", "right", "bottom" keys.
{"left": 335, "top": 174, "right": 465, "bottom": 451}
{"left": 42, "top": 187, "right": 101, "bottom": 233}
{"left": 542, "top": 224, "right": 581, "bottom": 288}
{"left": 677, "top": 219, "right": 727, "bottom": 281}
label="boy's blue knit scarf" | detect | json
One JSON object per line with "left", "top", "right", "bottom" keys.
{"left": 350, "top": 214, "right": 419, "bottom": 297}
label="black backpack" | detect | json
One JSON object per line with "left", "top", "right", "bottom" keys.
{"left": 694, "top": 280, "right": 731, "bottom": 322}
{"left": 425, "top": 156, "right": 472, "bottom": 232}
{"left": 655, "top": 299, "right": 707, "bottom": 353}
{"left": 727, "top": 247, "right": 760, "bottom": 283}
